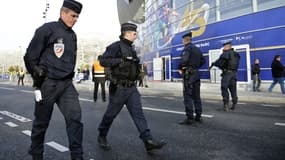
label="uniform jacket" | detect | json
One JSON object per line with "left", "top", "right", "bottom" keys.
{"left": 100, "top": 38, "right": 140, "bottom": 81}
{"left": 213, "top": 49, "right": 240, "bottom": 71}
{"left": 179, "top": 42, "right": 205, "bottom": 70}
{"left": 24, "top": 19, "right": 77, "bottom": 80}
{"left": 179, "top": 42, "right": 205, "bottom": 83}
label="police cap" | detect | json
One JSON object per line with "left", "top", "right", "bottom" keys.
{"left": 182, "top": 32, "right": 192, "bottom": 38}
{"left": 121, "top": 23, "right": 137, "bottom": 32}
{"left": 223, "top": 41, "right": 232, "bottom": 46}
{"left": 62, "top": 0, "right": 83, "bottom": 14}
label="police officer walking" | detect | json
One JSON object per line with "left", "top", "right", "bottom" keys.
{"left": 24, "top": 1, "right": 84, "bottom": 160}
{"left": 92, "top": 55, "right": 106, "bottom": 102}
{"left": 97, "top": 22, "right": 166, "bottom": 152}
{"left": 178, "top": 32, "right": 205, "bottom": 125}
{"left": 210, "top": 42, "right": 240, "bottom": 111}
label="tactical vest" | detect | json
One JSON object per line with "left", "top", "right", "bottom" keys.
{"left": 111, "top": 41, "right": 140, "bottom": 82}
{"left": 226, "top": 51, "right": 240, "bottom": 71}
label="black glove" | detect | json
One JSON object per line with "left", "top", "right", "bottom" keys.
{"left": 32, "top": 65, "right": 47, "bottom": 89}
{"left": 122, "top": 56, "right": 140, "bottom": 63}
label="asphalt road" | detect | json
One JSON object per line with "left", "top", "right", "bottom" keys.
{"left": 0, "top": 83, "right": 284, "bottom": 160}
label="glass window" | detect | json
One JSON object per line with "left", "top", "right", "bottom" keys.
{"left": 257, "top": 0, "right": 285, "bottom": 11}
{"left": 219, "top": 0, "right": 253, "bottom": 20}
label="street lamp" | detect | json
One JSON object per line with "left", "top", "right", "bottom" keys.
{"left": 43, "top": 0, "right": 50, "bottom": 23}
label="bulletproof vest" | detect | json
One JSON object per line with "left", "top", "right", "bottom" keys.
{"left": 227, "top": 50, "right": 240, "bottom": 70}
{"left": 111, "top": 41, "right": 140, "bottom": 81}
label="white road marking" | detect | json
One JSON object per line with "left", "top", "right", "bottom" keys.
{"left": 20, "top": 90, "right": 34, "bottom": 93}
{"left": 274, "top": 123, "right": 285, "bottom": 127}
{"left": 79, "top": 98, "right": 94, "bottom": 102}
{"left": 143, "top": 107, "right": 214, "bottom": 118}
{"left": 205, "top": 100, "right": 219, "bottom": 103}
{"left": 46, "top": 141, "right": 69, "bottom": 152}
{"left": 141, "top": 95, "right": 155, "bottom": 98}
{"left": 238, "top": 102, "right": 246, "bottom": 105}
{"left": 0, "top": 111, "right": 32, "bottom": 122}
{"left": 0, "top": 117, "right": 2, "bottom": 120}
{"left": 164, "top": 97, "right": 176, "bottom": 100}
{"left": 261, "top": 104, "right": 281, "bottom": 107}
{"left": 0, "top": 87, "right": 15, "bottom": 90}
{"left": 22, "top": 130, "right": 32, "bottom": 136}
{"left": 5, "top": 122, "right": 18, "bottom": 127}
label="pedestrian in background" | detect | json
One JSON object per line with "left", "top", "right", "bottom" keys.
{"left": 252, "top": 58, "right": 261, "bottom": 92}
{"left": 210, "top": 41, "right": 240, "bottom": 111}
{"left": 92, "top": 55, "right": 106, "bottom": 102}
{"left": 268, "top": 55, "right": 285, "bottom": 94}
{"left": 143, "top": 63, "right": 149, "bottom": 88}
{"left": 178, "top": 32, "right": 205, "bottom": 125}
{"left": 17, "top": 68, "right": 25, "bottom": 86}
{"left": 23, "top": 1, "right": 84, "bottom": 160}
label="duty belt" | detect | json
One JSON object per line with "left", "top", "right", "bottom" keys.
{"left": 117, "top": 80, "right": 136, "bottom": 87}
{"left": 224, "top": 69, "right": 237, "bottom": 72}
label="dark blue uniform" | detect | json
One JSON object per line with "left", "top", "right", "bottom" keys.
{"left": 98, "top": 38, "right": 152, "bottom": 141}
{"left": 179, "top": 42, "right": 205, "bottom": 120}
{"left": 24, "top": 19, "right": 83, "bottom": 159}
{"left": 213, "top": 48, "right": 240, "bottom": 109}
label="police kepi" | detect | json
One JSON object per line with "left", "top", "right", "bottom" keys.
{"left": 97, "top": 22, "right": 166, "bottom": 153}
{"left": 24, "top": 1, "right": 84, "bottom": 160}
{"left": 178, "top": 31, "right": 206, "bottom": 125}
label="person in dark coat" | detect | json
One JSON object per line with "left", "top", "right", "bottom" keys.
{"left": 268, "top": 55, "right": 285, "bottom": 94}
{"left": 252, "top": 58, "right": 261, "bottom": 92}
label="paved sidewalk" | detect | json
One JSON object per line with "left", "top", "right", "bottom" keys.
{"left": 1, "top": 79, "right": 284, "bottom": 104}
{"left": 138, "top": 81, "right": 285, "bottom": 104}
{"left": 72, "top": 80, "right": 284, "bottom": 104}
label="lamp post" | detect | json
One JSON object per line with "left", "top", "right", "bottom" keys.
{"left": 42, "top": 0, "right": 50, "bottom": 23}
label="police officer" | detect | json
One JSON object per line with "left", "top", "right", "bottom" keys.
{"left": 24, "top": 1, "right": 83, "bottom": 160}
{"left": 178, "top": 32, "right": 205, "bottom": 125}
{"left": 210, "top": 41, "right": 240, "bottom": 111}
{"left": 97, "top": 22, "right": 166, "bottom": 152}
{"left": 92, "top": 55, "right": 106, "bottom": 102}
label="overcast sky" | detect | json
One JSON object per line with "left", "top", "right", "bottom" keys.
{"left": 0, "top": 0, "right": 120, "bottom": 52}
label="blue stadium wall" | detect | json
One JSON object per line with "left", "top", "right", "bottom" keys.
{"left": 141, "top": 6, "right": 285, "bottom": 81}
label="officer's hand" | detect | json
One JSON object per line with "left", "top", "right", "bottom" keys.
{"left": 122, "top": 56, "right": 132, "bottom": 62}
{"left": 34, "top": 90, "right": 42, "bottom": 102}
{"left": 178, "top": 70, "right": 183, "bottom": 75}
{"left": 33, "top": 65, "right": 47, "bottom": 78}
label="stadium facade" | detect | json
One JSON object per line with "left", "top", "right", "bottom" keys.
{"left": 118, "top": 0, "right": 285, "bottom": 83}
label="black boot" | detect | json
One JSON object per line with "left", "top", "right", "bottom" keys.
{"left": 194, "top": 115, "right": 203, "bottom": 123}
{"left": 32, "top": 154, "right": 43, "bottom": 160}
{"left": 223, "top": 104, "right": 229, "bottom": 112}
{"left": 178, "top": 118, "right": 195, "bottom": 125}
{"left": 144, "top": 139, "right": 166, "bottom": 152}
{"left": 230, "top": 104, "right": 236, "bottom": 110}
{"left": 71, "top": 157, "right": 83, "bottom": 160}
{"left": 97, "top": 136, "right": 111, "bottom": 150}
